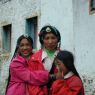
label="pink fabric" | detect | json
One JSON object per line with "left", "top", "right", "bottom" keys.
{"left": 6, "top": 55, "right": 49, "bottom": 95}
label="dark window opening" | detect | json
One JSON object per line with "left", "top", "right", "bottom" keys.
{"left": 90, "top": 0, "right": 95, "bottom": 14}
{"left": 3, "top": 24, "right": 11, "bottom": 52}
{"left": 26, "top": 16, "right": 37, "bottom": 49}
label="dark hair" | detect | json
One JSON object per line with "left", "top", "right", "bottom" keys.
{"left": 39, "top": 25, "right": 61, "bottom": 48}
{"left": 12, "top": 35, "right": 33, "bottom": 59}
{"left": 56, "top": 50, "right": 80, "bottom": 77}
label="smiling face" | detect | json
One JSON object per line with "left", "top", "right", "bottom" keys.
{"left": 43, "top": 33, "right": 58, "bottom": 51}
{"left": 18, "top": 38, "right": 32, "bottom": 58}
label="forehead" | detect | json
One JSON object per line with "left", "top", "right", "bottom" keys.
{"left": 20, "top": 38, "right": 30, "bottom": 43}
{"left": 55, "top": 58, "right": 61, "bottom": 61}
{"left": 44, "top": 32, "right": 57, "bottom": 37}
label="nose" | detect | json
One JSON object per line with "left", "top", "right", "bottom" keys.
{"left": 48, "top": 39, "right": 52, "bottom": 44}
{"left": 23, "top": 46, "right": 27, "bottom": 49}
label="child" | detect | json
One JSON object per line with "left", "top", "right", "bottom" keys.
{"left": 51, "top": 50, "right": 84, "bottom": 95}
{"left": 6, "top": 35, "right": 49, "bottom": 95}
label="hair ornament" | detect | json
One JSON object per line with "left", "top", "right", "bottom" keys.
{"left": 46, "top": 27, "right": 51, "bottom": 32}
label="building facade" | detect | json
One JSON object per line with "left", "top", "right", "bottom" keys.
{"left": 0, "top": 0, "right": 95, "bottom": 94}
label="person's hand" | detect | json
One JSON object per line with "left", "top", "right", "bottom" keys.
{"left": 55, "top": 66, "right": 64, "bottom": 79}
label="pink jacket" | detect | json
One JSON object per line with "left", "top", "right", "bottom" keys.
{"left": 6, "top": 55, "right": 49, "bottom": 95}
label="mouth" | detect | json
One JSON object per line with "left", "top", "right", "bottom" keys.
{"left": 22, "top": 50, "right": 29, "bottom": 54}
{"left": 48, "top": 45, "right": 56, "bottom": 49}
{"left": 21, "top": 52, "right": 30, "bottom": 57}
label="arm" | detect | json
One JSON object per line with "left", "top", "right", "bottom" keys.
{"left": 10, "top": 59, "right": 49, "bottom": 86}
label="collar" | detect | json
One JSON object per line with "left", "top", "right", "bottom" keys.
{"left": 42, "top": 49, "right": 59, "bottom": 60}
{"left": 64, "top": 72, "right": 74, "bottom": 79}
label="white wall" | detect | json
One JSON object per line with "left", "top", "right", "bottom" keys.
{"left": 73, "top": 0, "right": 95, "bottom": 76}
{"left": 40, "top": 0, "right": 74, "bottom": 52}
{"left": 73, "top": 0, "right": 95, "bottom": 94}
{"left": 0, "top": 0, "right": 74, "bottom": 53}
{"left": 0, "top": 0, "right": 41, "bottom": 55}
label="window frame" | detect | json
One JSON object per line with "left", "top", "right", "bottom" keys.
{"left": 2, "top": 24, "right": 11, "bottom": 52}
{"left": 26, "top": 16, "right": 38, "bottom": 49}
{"left": 89, "top": 0, "right": 95, "bottom": 14}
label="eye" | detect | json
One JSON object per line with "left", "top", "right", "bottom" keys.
{"left": 19, "top": 44, "right": 24, "bottom": 47}
{"left": 44, "top": 37, "right": 49, "bottom": 40}
{"left": 55, "top": 61, "right": 60, "bottom": 66}
{"left": 51, "top": 36, "right": 57, "bottom": 40}
{"left": 57, "top": 63, "right": 60, "bottom": 65}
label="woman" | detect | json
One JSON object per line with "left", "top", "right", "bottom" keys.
{"left": 6, "top": 35, "right": 49, "bottom": 95}
{"left": 28, "top": 25, "right": 61, "bottom": 95}
{"left": 51, "top": 50, "right": 84, "bottom": 95}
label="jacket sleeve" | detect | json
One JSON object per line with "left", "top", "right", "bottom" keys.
{"left": 10, "top": 59, "right": 49, "bottom": 86}
{"left": 51, "top": 79, "right": 83, "bottom": 95}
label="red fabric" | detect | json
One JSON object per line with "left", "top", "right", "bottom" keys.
{"left": 28, "top": 49, "right": 48, "bottom": 95}
{"left": 51, "top": 75, "right": 84, "bottom": 95}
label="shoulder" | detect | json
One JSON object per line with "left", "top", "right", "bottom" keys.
{"left": 33, "top": 49, "right": 42, "bottom": 55}
{"left": 12, "top": 55, "right": 26, "bottom": 63}
{"left": 68, "top": 75, "right": 83, "bottom": 87}
{"left": 10, "top": 55, "right": 27, "bottom": 67}
{"left": 31, "top": 49, "right": 43, "bottom": 60}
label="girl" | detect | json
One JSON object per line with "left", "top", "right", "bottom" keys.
{"left": 28, "top": 25, "right": 61, "bottom": 94}
{"left": 51, "top": 50, "right": 84, "bottom": 95}
{"left": 6, "top": 35, "right": 49, "bottom": 95}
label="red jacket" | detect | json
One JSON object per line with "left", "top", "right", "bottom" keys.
{"left": 28, "top": 49, "right": 43, "bottom": 70}
{"left": 51, "top": 75, "right": 84, "bottom": 95}
{"left": 28, "top": 49, "right": 49, "bottom": 95}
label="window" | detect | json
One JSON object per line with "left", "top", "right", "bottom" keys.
{"left": 2, "top": 24, "right": 11, "bottom": 52}
{"left": 26, "top": 16, "right": 37, "bottom": 49}
{"left": 89, "top": 0, "right": 95, "bottom": 14}
{"left": 0, "top": 0, "right": 11, "bottom": 4}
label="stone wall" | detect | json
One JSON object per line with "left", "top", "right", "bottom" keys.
{"left": 0, "top": 52, "right": 11, "bottom": 95}
{"left": 82, "top": 74, "right": 95, "bottom": 95}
